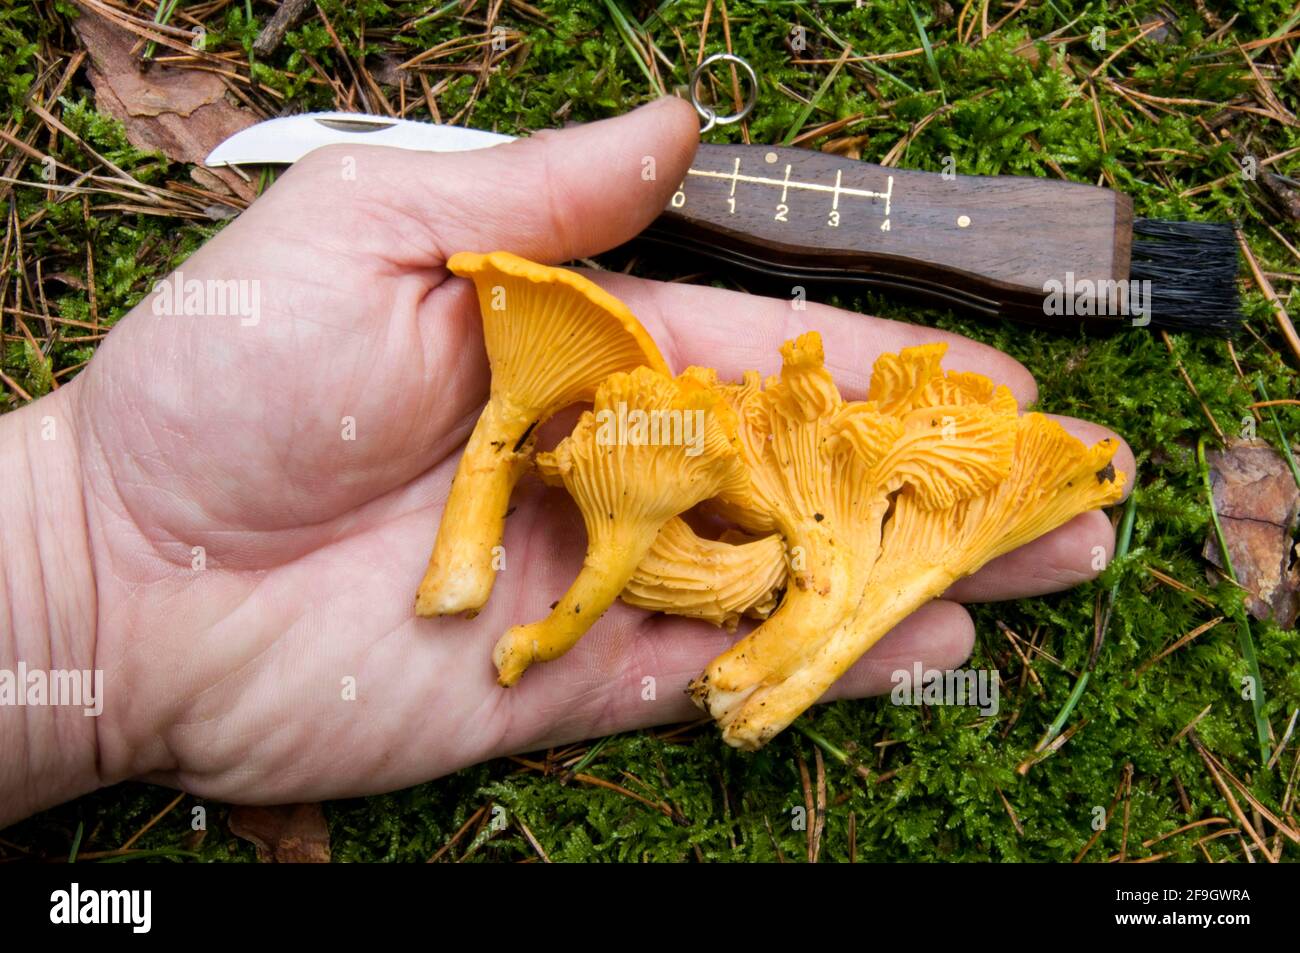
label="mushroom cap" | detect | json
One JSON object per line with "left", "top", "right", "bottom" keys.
{"left": 880, "top": 412, "right": 1126, "bottom": 569}
{"left": 447, "top": 251, "right": 670, "bottom": 416}
{"left": 708, "top": 331, "right": 858, "bottom": 533}
{"left": 836, "top": 400, "right": 1017, "bottom": 510}
{"left": 867, "top": 342, "right": 948, "bottom": 415}
{"left": 536, "top": 365, "right": 748, "bottom": 531}
{"left": 622, "top": 516, "right": 786, "bottom": 629}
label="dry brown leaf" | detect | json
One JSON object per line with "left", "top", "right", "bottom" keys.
{"left": 229, "top": 803, "right": 331, "bottom": 863}
{"left": 820, "top": 134, "right": 871, "bottom": 161}
{"left": 1203, "top": 438, "right": 1300, "bottom": 627}
{"left": 72, "top": 8, "right": 257, "bottom": 201}
{"left": 1012, "top": 42, "right": 1041, "bottom": 69}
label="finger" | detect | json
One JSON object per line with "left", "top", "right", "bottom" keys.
{"left": 943, "top": 414, "right": 1136, "bottom": 602}
{"left": 320, "top": 96, "right": 702, "bottom": 268}
{"left": 944, "top": 511, "right": 1113, "bottom": 602}
{"left": 587, "top": 272, "right": 1040, "bottom": 407}
{"left": 499, "top": 598, "right": 975, "bottom": 752}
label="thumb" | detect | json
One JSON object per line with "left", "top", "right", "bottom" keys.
{"left": 393, "top": 96, "right": 699, "bottom": 264}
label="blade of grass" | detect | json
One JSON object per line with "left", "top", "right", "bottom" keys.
{"left": 782, "top": 44, "right": 850, "bottom": 145}
{"left": 603, "top": 0, "right": 659, "bottom": 93}
{"left": 908, "top": 3, "right": 946, "bottom": 103}
{"left": 143, "top": 0, "right": 182, "bottom": 63}
{"left": 795, "top": 723, "right": 872, "bottom": 781}
{"left": 1256, "top": 375, "right": 1300, "bottom": 489}
{"left": 410, "top": 0, "right": 466, "bottom": 30}
{"left": 1034, "top": 490, "right": 1138, "bottom": 752}
{"left": 1198, "top": 435, "right": 1271, "bottom": 766}
{"left": 563, "top": 734, "right": 612, "bottom": 780}
{"left": 68, "top": 821, "right": 83, "bottom": 864}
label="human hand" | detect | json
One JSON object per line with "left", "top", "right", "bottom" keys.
{"left": 0, "top": 97, "right": 1133, "bottom": 823}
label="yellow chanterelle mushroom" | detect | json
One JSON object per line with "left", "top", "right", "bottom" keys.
{"left": 717, "top": 400, "right": 1126, "bottom": 749}
{"left": 621, "top": 517, "right": 787, "bottom": 629}
{"left": 691, "top": 336, "right": 1018, "bottom": 741}
{"left": 493, "top": 366, "right": 748, "bottom": 686}
{"left": 415, "top": 251, "right": 669, "bottom": 617}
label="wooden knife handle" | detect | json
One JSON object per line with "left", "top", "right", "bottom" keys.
{"left": 645, "top": 143, "right": 1133, "bottom": 320}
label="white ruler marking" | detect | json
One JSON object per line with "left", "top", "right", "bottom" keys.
{"left": 686, "top": 166, "right": 889, "bottom": 202}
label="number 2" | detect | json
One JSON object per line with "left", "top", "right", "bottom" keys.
{"left": 775, "top": 204, "right": 789, "bottom": 222}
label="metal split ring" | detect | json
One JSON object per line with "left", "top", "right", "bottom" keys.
{"left": 688, "top": 52, "right": 758, "bottom": 133}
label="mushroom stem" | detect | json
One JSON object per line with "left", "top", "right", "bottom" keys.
{"left": 494, "top": 522, "right": 651, "bottom": 686}
{"left": 721, "top": 564, "right": 956, "bottom": 750}
{"left": 691, "top": 513, "right": 883, "bottom": 724}
{"left": 415, "top": 397, "right": 535, "bottom": 617}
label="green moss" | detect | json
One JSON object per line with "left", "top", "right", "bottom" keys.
{"left": 1, "top": 0, "right": 1296, "bottom": 862}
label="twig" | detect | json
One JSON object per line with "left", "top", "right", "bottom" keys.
{"left": 1238, "top": 230, "right": 1300, "bottom": 366}
{"left": 252, "top": 0, "right": 313, "bottom": 58}
{"left": 119, "top": 792, "right": 186, "bottom": 851}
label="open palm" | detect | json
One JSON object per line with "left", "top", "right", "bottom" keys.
{"left": 65, "top": 99, "right": 1131, "bottom": 804}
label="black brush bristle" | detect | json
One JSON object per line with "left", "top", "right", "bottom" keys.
{"left": 1130, "top": 219, "right": 1240, "bottom": 332}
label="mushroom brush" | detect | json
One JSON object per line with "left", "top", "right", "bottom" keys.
{"left": 640, "top": 145, "right": 1241, "bottom": 333}
{"left": 415, "top": 251, "right": 669, "bottom": 618}
{"left": 493, "top": 366, "right": 748, "bottom": 686}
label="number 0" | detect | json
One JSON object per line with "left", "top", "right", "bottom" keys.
{"left": 671, "top": 190, "right": 686, "bottom": 208}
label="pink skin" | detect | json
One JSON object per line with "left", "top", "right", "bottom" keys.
{"left": 0, "top": 98, "right": 1134, "bottom": 824}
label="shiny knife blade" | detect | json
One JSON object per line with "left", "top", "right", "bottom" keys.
{"left": 205, "top": 112, "right": 515, "bottom": 167}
